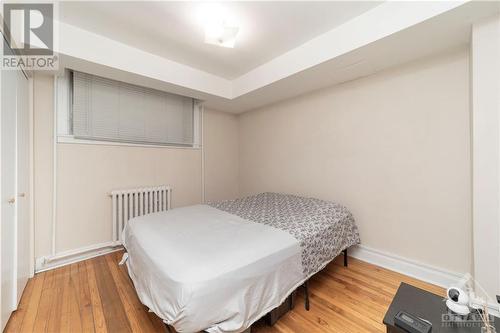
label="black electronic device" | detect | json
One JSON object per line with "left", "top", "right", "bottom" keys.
{"left": 394, "top": 311, "right": 432, "bottom": 333}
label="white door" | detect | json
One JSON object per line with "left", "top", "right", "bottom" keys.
{"left": 16, "top": 71, "right": 30, "bottom": 304}
{"left": 1, "top": 67, "right": 18, "bottom": 330}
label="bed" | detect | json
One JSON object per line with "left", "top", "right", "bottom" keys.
{"left": 122, "top": 192, "right": 360, "bottom": 333}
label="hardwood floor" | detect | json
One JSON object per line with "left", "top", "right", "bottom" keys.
{"left": 5, "top": 251, "right": 444, "bottom": 333}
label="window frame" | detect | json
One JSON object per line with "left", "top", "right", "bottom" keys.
{"left": 56, "top": 70, "right": 202, "bottom": 149}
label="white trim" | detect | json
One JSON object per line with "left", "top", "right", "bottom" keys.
{"left": 33, "top": 241, "right": 500, "bottom": 317}
{"left": 56, "top": 70, "right": 71, "bottom": 136}
{"left": 35, "top": 241, "right": 122, "bottom": 273}
{"left": 51, "top": 76, "right": 57, "bottom": 256}
{"left": 200, "top": 105, "right": 205, "bottom": 203}
{"left": 349, "top": 245, "right": 463, "bottom": 288}
{"left": 57, "top": 135, "right": 201, "bottom": 150}
{"left": 471, "top": 15, "right": 500, "bottom": 299}
{"left": 192, "top": 101, "right": 201, "bottom": 149}
{"left": 36, "top": 242, "right": 463, "bottom": 295}
{"left": 55, "top": 72, "right": 201, "bottom": 150}
{"left": 28, "top": 76, "right": 35, "bottom": 278}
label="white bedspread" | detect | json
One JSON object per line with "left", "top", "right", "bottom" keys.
{"left": 122, "top": 204, "right": 304, "bottom": 333}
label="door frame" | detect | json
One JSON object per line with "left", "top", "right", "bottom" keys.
{"left": 0, "top": 37, "right": 35, "bottom": 332}
{"left": 28, "top": 76, "right": 34, "bottom": 278}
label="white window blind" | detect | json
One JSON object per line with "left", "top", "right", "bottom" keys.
{"left": 72, "top": 71, "right": 194, "bottom": 146}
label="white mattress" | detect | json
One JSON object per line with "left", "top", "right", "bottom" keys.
{"left": 122, "top": 204, "right": 304, "bottom": 333}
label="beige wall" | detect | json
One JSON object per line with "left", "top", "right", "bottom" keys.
{"left": 35, "top": 48, "right": 472, "bottom": 274}
{"left": 34, "top": 74, "right": 55, "bottom": 258}
{"left": 33, "top": 76, "right": 239, "bottom": 258}
{"left": 56, "top": 144, "right": 202, "bottom": 252}
{"left": 238, "top": 48, "right": 472, "bottom": 274}
{"left": 203, "top": 109, "right": 239, "bottom": 202}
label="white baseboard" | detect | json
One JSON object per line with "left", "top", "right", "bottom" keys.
{"left": 351, "top": 245, "right": 500, "bottom": 316}
{"left": 36, "top": 241, "right": 463, "bottom": 288}
{"left": 35, "top": 241, "right": 123, "bottom": 273}
{"left": 349, "top": 244, "right": 463, "bottom": 288}
{"left": 34, "top": 241, "right": 498, "bottom": 316}
{"left": 37, "top": 242, "right": 463, "bottom": 287}
{"left": 32, "top": 242, "right": 464, "bottom": 286}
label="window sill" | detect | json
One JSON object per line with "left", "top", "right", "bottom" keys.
{"left": 57, "top": 136, "right": 201, "bottom": 150}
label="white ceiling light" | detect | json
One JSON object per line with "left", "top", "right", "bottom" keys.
{"left": 198, "top": 3, "right": 239, "bottom": 48}
{"left": 205, "top": 24, "right": 239, "bottom": 48}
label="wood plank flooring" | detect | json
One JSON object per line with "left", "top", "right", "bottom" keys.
{"left": 5, "top": 251, "right": 444, "bottom": 333}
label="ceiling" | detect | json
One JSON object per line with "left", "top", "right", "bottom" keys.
{"left": 59, "top": 1, "right": 381, "bottom": 79}
{"left": 55, "top": 1, "right": 500, "bottom": 113}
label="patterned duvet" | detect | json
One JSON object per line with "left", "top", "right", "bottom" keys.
{"left": 210, "top": 192, "right": 361, "bottom": 277}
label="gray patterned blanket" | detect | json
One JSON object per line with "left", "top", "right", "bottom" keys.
{"left": 209, "top": 192, "right": 360, "bottom": 277}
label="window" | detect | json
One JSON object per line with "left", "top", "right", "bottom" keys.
{"left": 57, "top": 70, "right": 201, "bottom": 147}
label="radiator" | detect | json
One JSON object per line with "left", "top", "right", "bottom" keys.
{"left": 111, "top": 186, "right": 172, "bottom": 244}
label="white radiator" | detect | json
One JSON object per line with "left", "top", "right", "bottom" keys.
{"left": 111, "top": 185, "right": 172, "bottom": 244}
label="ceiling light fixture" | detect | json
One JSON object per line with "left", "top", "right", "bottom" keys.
{"left": 198, "top": 3, "right": 239, "bottom": 48}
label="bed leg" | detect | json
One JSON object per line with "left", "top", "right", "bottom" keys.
{"left": 304, "top": 280, "right": 310, "bottom": 311}
{"left": 343, "top": 249, "right": 348, "bottom": 267}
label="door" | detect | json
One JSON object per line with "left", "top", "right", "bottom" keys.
{"left": 1, "top": 67, "right": 18, "bottom": 330}
{"left": 16, "top": 71, "right": 30, "bottom": 303}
